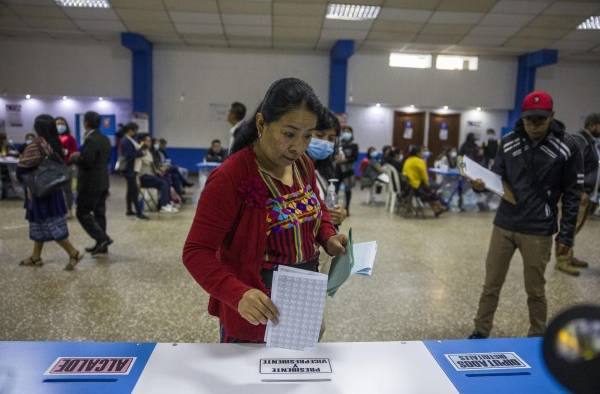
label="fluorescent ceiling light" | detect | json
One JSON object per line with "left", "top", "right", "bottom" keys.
{"left": 436, "top": 55, "right": 478, "bottom": 71}
{"left": 327, "top": 3, "right": 380, "bottom": 21}
{"left": 577, "top": 16, "right": 600, "bottom": 30}
{"left": 26, "top": 94, "right": 31, "bottom": 100}
{"left": 443, "top": 106, "right": 449, "bottom": 110}
{"left": 476, "top": 107, "right": 481, "bottom": 111}
{"left": 389, "top": 53, "right": 432, "bottom": 69}
{"left": 54, "top": 0, "right": 111, "bottom": 8}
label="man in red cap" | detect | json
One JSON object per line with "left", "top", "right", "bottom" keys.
{"left": 469, "top": 90, "right": 583, "bottom": 339}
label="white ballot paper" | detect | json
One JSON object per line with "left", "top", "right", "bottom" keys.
{"left": 460, "top": 155, "right": 505, "bottom": 197}
{"left": 351, "top": 241, "right": 378, "bottom": 276}
{"left": 265, "top": 266, "right": 327, "bottom": 351}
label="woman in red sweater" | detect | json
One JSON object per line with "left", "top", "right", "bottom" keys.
{"left": 183, "top": 78, "right": 348, "bottom": 343}
{"left": 56, "top": 117, "right": 78, "bottom": 216}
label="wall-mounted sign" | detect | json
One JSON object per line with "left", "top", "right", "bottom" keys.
{"left": 6, "top": 104, "right": 22, "bottom": 128}
{"left": 403, "top": 120, "right": 413, "bottom": 139}
{"left": 439, "top": 122, "right": 449, "bottom": 141}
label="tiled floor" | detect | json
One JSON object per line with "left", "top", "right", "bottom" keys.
{"left": 1, "top": 176, "right": 599, "bottom": 343}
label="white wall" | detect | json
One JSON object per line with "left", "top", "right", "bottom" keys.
{"left": 153, "top": 47, "right": 330, "bottom": 147}
{"left": 348, "top": 54, "right": 518, "bottom": 110}
{"left": 346, "top": 104, "right": 508, "bottom": 152}
{"left": 0, "top": 39, "right": 131, "bottom": 98}
{"left": 536, "top": 61, "right": 600, "bottom": 132}
{"left": 0, "top": 96, "right": 132, "bottom": 143}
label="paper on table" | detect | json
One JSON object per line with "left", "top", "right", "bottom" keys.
{"left": 351, "top": 241, "right": 378, "bottom": 276}
{"left": 265, "top": 266, "right": 327, "bottom": 351}
{"left": 459, "top": 155, "right": 504, "bottom": 197}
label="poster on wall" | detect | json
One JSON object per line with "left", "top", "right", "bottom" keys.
{"left": 439, "top": 122, "right": 449, "bottom": 141}
{"left": 208, "top": 103, "right": 229, "bottom": 123}
{"left": 6, "top": 104, "right": 23, "bottom": 128}
{"left": 466, "top": 120, "right": 483, "bottom": 138}
{"left": 132, "top": 112, "right": 149, "bottom": 133}
{"left": 403, "top": 120, "right": 414, "bottom": 139}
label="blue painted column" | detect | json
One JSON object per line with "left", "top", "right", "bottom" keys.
{"left": 506, "top": 49, "right": 558, "bottom": 130}
{"left": 121, "top": 33, "right": 153, "bottom": 134}
{"left": 329, "top": 40, "right": 355, "bottom": 114}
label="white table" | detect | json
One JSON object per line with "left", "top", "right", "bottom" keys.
{"left": 132, "top": 341, "right": 458, "bottom": 394}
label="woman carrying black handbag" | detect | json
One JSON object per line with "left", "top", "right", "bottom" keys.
{"left": 17, "top": 114, "right": 83, "bottom": 271}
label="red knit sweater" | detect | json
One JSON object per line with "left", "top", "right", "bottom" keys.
{"left": 183, "top": 146, "right": 337, "bottom": 341}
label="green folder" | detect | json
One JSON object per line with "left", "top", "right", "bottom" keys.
{"left": 327, "top": 228, "right": 354, "bottom": 297}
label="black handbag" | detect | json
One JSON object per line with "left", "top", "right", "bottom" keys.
{"left": 24, "top": 153, "right": 70, "bottom": 198}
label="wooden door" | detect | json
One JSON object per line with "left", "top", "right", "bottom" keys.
{"left": 393, "top": 111, "right": 425, "bottom": 154}
{"left": 427, "top": 113, "right": 460, "bottom": 166}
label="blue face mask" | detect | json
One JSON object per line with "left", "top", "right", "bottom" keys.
{"left": 57, "top": 125, "right": 67, "bottom": 134}
{"left": 307, "top": 138, "right": 335, "bottom": 160}
{"left": 341, "top": 132, "right": 352, "bottom": 142}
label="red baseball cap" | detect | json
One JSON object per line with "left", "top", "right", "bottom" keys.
{"left": 521, "top": 91, "right": 553, "bottom": 118}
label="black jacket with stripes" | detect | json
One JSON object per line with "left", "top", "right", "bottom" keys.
{"left": 572, "top": 129, "right": 599, "bottom": 194}
{"left": 492, "top": 119, "right": 583, "bottom": 247}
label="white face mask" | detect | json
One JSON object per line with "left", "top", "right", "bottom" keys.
{"left": 153, "top": 144, "right": 159, "bottom": 151}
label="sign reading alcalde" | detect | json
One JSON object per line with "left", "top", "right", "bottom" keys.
{"left": 445, "top": 352, "right": 530, "bottom": 371}
{"left": 259, "top": 358, "right": 332, "bottom": 374}
{"left": 45, "top": 357, "right": 136, "bottom": 375}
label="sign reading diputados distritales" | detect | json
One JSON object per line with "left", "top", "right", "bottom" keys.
{"left": 445, "top": 352, "right": 530, "bottom": 371}
{"left": 259, "top": 358, "right": 332, "bottom": 374}
{"left": 45, "top": 357, "right": 136, "bottom": 375}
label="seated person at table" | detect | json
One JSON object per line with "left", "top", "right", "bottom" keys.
{"left": 18, "top": 133, "right": 36, "bottom": 155}
{"left": 382, "top": 145, "right": 403, "bottom": 173}
{"left": 205, "top": 139, "right": 228, "bottom": 163}
{"left": 150, "top": 138, "right": 186, "bottom": 200}
{"left": 360, "top": 147, "right": 383, "bottom": 189}
{"left": 138, "top": 135, "right": 179, "bottom": 213}
{"left": 403, "top": 145, "right": 446, "bottom": 217}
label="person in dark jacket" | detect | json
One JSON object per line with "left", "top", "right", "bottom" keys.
{"left": 120, "top": 122, "right": 148, "bottom": 220}
{"left": 482, "top": 128, "right": 499, "bottom": 169}
{"left": 556, "top": 113, "right": 600, "bottom": 274}
{"left": 205, "top": 139, "right": 228, "bottom": 163}
{"left": 469, "top": 91, "right": 583, "bottom": 339}
{"left": 336, "top": 126, "right": 359, "bottom": 215}
{"left": 459, "top": 132, "right": 484, "bottom": 164}
{"left": 70, "top": 111, "right": 113, "bottom": 256}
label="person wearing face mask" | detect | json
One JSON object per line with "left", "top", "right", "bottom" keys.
{"left": 184, "top": 78, "right": 347, "bottom": 343}
{"left": 56, "top": 117, "right": 78, "bottom": 217}
{"left": 482, "top": 128, "right": 499, "bottom": 169}
{"left": 361, "top": 147, "right": 383, "bottom": 191}
{"left": 469, "top": 91, "right": 583, "bottom": 339}
{"left": 402, "top": 145, "right": 446, "bottom": 216}
{"left": 336, "top": 126, "right": 359, "bottom": 216}
{"left": 18, "top": 133, "right": 36, "bottom": 155}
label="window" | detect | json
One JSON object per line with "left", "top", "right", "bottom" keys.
{"left": 389, "top": 53, "right": 432, "bottom": 69}
{"left": 436, "top": 55, "right": 478, "bottom": 71}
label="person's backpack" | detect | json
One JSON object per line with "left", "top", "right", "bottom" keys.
{"left": 23, "top": 153, "right": 69, "bottom": 198}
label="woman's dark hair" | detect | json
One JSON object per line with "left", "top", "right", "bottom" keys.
{"left": 55, "top": 116, "right": 72, "bottom": 135}
{"left": 408, "top": 144, "right": 421, "bottom": 157}
{"left": 466, "top": 132, "right": 476, "bottom": 143}
{"left": 230, "top": 78, "right": 323, "bottom": 154}
{"left": 34, "top": 114, "right": 64, "bottom": 159}
{"left": 382, "top": 145, "right": 392, "bottom": 157}
{"left": 317, "top": 109, "right": 341, "bottom": 136}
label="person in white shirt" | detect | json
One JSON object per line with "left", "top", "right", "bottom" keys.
{"left": 227, "top": 101, "right": 246, "bottom": 151}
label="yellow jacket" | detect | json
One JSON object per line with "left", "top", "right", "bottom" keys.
{"left": 402, "top": 156, "right": 429, "bottom": 189}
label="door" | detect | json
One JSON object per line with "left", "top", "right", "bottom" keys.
{"left": 427, "top": 113, "right": 460, "bottom": 166}
{"left": 393, "top": 111, "right": 425, "bottom": 154}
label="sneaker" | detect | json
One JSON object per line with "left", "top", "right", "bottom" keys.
{"left": 136, "top": 214, "right": 150, "bottom": 220}
{"left": 160, "top": 204, "right": 179, "bottom": 213}
{"left": 555, "top": 262, "right": 580, "bottom": 276}
{"left": 468, "top": 331, "right": 488, "bottom": 339}
{"left": 571, "top": 257, "right": 589, "bottom": 268}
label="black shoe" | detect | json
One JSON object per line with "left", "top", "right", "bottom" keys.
{"left": 85, "top": 243, "right": 99, "bottom": 253}
{"left": 468, "top": 330, "right": 488, "bottom": 339}
{"left": 136, "top": 214, "right": 150, "bottom": 220}
{"left": 91, "top": 245, "right": 108, "bottom": 256}
{"left": 126, "top": 211, "right": 136, "bottom": 216}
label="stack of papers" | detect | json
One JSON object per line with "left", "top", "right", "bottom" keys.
{"left": 265, "top": 266, "right": 328, "bottom": 351}
{"left": 459, "top": 155, "right": 504, "bottom": 196}
{"left": 351, "top": 241, "right": 378, "bottom": 276}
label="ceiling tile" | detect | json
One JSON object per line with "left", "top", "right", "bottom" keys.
{"left": 469, "top": 25, "right": 523, "bottom": 36}
{"left": 367, "top": 31, "right": 416, "bottom": 41}
{"left": 273, "top": 40, "right": 315, "bottom": 49}
{"left": 110, "top": 0, "right": 165, "bottom": 9}
{"left": 176, "top": 23, "right": 223, "bottom": 35}
{"left": 116, "top": 9, "right": 171, "bottom": 23}
{"left": 225, "top": 25, "right": 271, "bottom": 37}
{"left": 544, "top": 1, "right": 600, "bottom": 16}
{"left": 490, "top": 0, "right": 553, "bottom": 15}
{"left": 413, "top": 33, "right": 463, "bottom": 44}
{"left": 0, "top": 15, "right": 24, "bottom": 28}
{"left": 378, "top": 8, "right": 432, "bottom": 22}
{"left": 0, "top": 28, "right": 51, "bottom": 38}
{"left": 429, "top": 11, "right": 483, "bottom": 24}
{"left": 182, "top": 33, "right": 225, "bottom": 41}
{"left": 528, "top": 15, "right": 588, "bottom": 29}
{"left": 219, "top": 0, "right": 272, "bottom": 14}
{"left": 382, "top": 0, "right": 439, "bottom": 10}
{"left": 10, "top": 5, "right": 64, "bottom": 18}
{"left": 145, "top": 34, "right": 184, "bottom": 44}
{"left": 370, "top": 20, "right": 423, "bottom": 33}
{"left": 273, "top": 2, "right": 325, "bottom": 16}
{"left": 3, "top": 0, "right": 55, "bottom": 5}
{"left": 436, "top": 0, "right": 497, "bottom": 12}
{"left": 515, "top": 26, "right": 570, "bottom": 39}
{"left": 62, "top": 8, "right": 119, "bottom": 20}
{"left": 478, "top": 13, "right": 535, "bottom": 27}
{"left": 222, "top": 13, "right": 271, "bottom": 26}
{"left": 361, "top": 40, "right": 409, "bottom": 50}
{"left": 0, "top": 4, "right": 13, "bottom": 17}
{"left": 320, "top": 29, "right": 368, "bottom": 40}
{"left": 47, "top": 30, "right": 91, "bottom": 40}
{"left": 126, "top": 22, "right": 176, "bottom": 35}
{"left": 551, "top": 39, "right": 599, "bottom": 51}
{"left": 421, "top": 23, "right": 474, "bottom": 35}
{"left": 403, "top": 43, "right": 454, "bottom": 51}
{"left": 339, "top": 0, "right": 384, "bottom": 4}
{"left": 460, "top": 35, "right": 509, "bottom": 46}
{"left": 503, "top": 36, "right": 556, "bottom": 48}
{"left": 163, "top": 0, "right": 219, "bottom": 13}
{"left": 228, "top": 37, "right": 271, "bottom": 48}
{"left": 322, "top": 19, "right": 373, "bottom": 31}
{"left": 272, "top": 15, "right": 322, "bottom": 28}
{"left": 169, "top": 11, "right": 221, "bottom": 24}
{"left": 75, "top": 19, "right": 126, "bottom": 32}
{"left": 185, "top": 37, "right": 228, "bottom": 46}
{"left": 23, "top": 17, "right": 79, "bottom": 30}
{"left": 560, "top": 53, "right": 600, "bottom": 62}
{"left": 273, "top": 26, "right": 319, "bottom": 39}
{"left": 561, "top": 30, "right": 600, "bottom": 42}
{"left": 89, "top": 32, "right": 120, "bottom": 41}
